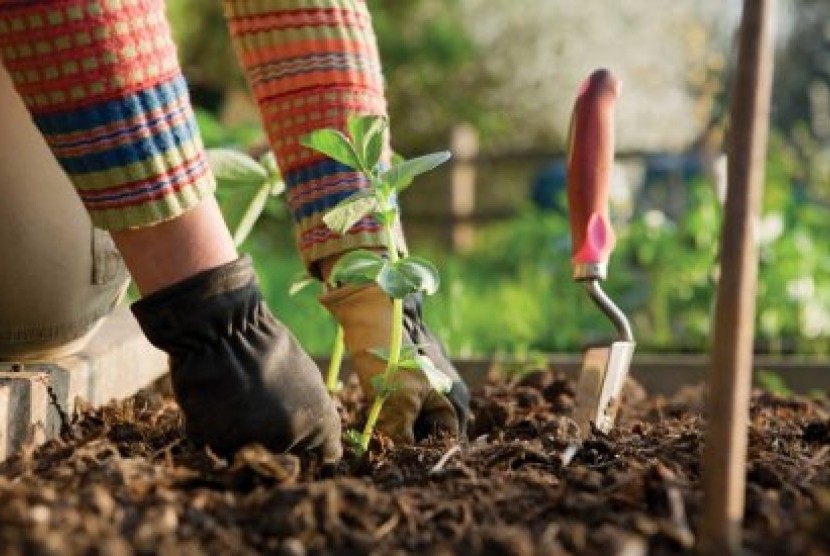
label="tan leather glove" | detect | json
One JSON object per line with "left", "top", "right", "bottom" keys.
{"left": 320, "top": 284, "right": 469, "bottom": 444}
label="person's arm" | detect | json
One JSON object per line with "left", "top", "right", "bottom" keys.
{"left": 224, "top": 0, "right": 469, "bottom": 443}
{"left": 0, "top": 0, "right": 238, "bottom": 294}
{"left": 0, "top": 0, "right": 215, "bottom": 232}
{"left": 223, "top": 0, "right": 397, "bottom": 269}
{"left": 0, "top": 1, "right": 341, "bottom": 461}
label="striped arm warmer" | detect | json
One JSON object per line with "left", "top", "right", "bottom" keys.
{"left": 0, "top": 0, "right": 214, "bottom": 230}
{"left": 224, "top": 0, "right": 404, "bottom": 266}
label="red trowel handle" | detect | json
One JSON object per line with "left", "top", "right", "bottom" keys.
{"left": 566, "top": 68, "right": 621, "bottom": 280}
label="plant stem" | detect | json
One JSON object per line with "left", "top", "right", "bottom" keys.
{"left": 360, "top": 393, "right": 387, "bottom": 450}
{"left": 387, "top": 297, "right": 405, "bottom": 369}
{"left": 326, "top": 325, "right": 345, "bottom": 394}
{"left": 384, "top": 218, "right": 399, "bottom": 263}
{"left": 358, "top": 214, "right": 406, "bottom": 453}
{"left": 359, "top": 296, "right": 404, "bottom": 452}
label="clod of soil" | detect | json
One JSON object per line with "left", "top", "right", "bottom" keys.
{"left": 2, "top": 371, "right": 830, "bottom": 555}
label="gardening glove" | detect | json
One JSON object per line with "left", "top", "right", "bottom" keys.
{"left": 320, "top": 284, "right": 470, "bottom": 444}
{"left": 131, "top": 255, "right": 341, "bottom": 462}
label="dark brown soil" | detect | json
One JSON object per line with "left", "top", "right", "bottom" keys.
{"left": 2, "top": 371, "right": 830, "bottom": 556}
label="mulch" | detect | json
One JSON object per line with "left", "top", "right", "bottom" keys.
{"left": 2, "top": 370, "right": 830, "bottom": 555}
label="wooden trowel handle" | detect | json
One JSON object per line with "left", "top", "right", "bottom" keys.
{"left": 566, "top": 68, "right": 620, "bottom": 279}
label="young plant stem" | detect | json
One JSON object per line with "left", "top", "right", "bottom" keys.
{"left": 360, "top": 393, "right": 388, "bottom": 449}
{"left": 326, "top": 325, "right": 345, "bottom": 394}
{"left": 358, "top": 213, "right": 405, "bottom": 452}
{"left": 359, "top": 297, "right": 404, "bottom": 451}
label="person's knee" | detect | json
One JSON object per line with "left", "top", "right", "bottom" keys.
{"left": 0, "top": 222, "right": 129, "bottom": 360}
{"left": 0, "top": 67, "right": 129, "bottom": 360}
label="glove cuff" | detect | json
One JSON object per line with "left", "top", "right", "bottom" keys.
{"left": 131, "top": 255, "right": 260, "bottom": 351}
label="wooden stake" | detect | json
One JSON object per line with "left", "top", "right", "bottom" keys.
{"left": 699, "top": 1, "right": 776, "bottom": 554}
{"left": 450, "top": 123, "right": 479, "bottom": 252}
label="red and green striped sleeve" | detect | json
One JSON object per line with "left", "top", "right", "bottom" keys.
{"left": 0, "top": 0, "right": 215, "bottom": 230}
{"left": 224, "top": 0, "right": 402, "bottom": 266}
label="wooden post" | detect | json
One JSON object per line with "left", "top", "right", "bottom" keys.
{"left": 699, "top": 1, "right": 776, "bottom": 554}
{"left": 450, "top": 123, "right": 479, "bottom": 252}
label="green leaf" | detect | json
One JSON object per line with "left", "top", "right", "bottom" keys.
{"left": 260, "top": 150, "right": 279, "bottom": 177}
{"left": 347, "top": 114, "right": 373, "bottom": 144}
{"left": 370, "top": 345, "right": 429, "bottom": 366}
{"left": 329, "top": 249, "right": 386, "bottom": 287}
{"left": 260, "top": 152, "right": 285, "bottom": 196}
{"left": 376, "top": 263, "right": 419, "bottom": 298}
{"left": 231, "top": 182, "right": 271, "bottom": 246}
{"left": 397, "top": 357, "right": 421, "bottom": 370}
{"left": 299, "top": 129, "right": 361, "bottom": 170}
{"left": 207, "top": 148, "right": 268, "bottom": 188}
{"left": 322, "top": 193, "right": 379, "bottom": 235}
{"left": 344, "top": 429, "right": 364, "bottom": 448}
{"left": 289, "top": 273, "right": 317, "bottom": 296}
{"left": 382, "top": 151, "right": 451, "bottom": 192}
{"left": 374, "top": 208, "right": 398, "bottom": 227}
{"left": 365, "top": 119, "right": 387, "bottom": 171}
{"left": 347, "top": 115, "right": 387, "bottom": 172}
{"left": 394, "top": 257, "right": 440, "bottom": 295}
{"left": 391, "top": 151, "right": 406, "bottom": 167}
{"left": 267, "top": 177, "right": 286, "bottom": 197}
{"left": 369, "top": 347, "right": 390, "bottom": 362}
{"left": 195, "top": 109, "right": 228, "bottom": 148}
{"left": 414, "top": 354, "right": 452, "bottom": 394}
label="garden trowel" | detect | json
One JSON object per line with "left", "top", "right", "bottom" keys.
{"left": 566, "top": 69, "right": 636, "bottom": 436}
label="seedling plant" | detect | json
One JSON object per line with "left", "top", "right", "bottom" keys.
{"left": 206, "top": 148, "right": 285, "bottom": 247}
{"left": 302, "top": 115, "right": 453, "bottom": 453}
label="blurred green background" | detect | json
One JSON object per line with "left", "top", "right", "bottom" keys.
{"left": 167, "top": 0, "right": 830, "bottom": 357}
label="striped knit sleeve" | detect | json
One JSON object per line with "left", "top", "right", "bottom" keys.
{"left": 0, "top": 0, "right": 215, "bottom": 231}
{"left": 224, "top": 0, "right": 404, "bottom": 266}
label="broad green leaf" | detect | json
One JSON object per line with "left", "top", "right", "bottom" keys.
{"left": 364, "top": 118, "right": 387, "bottom": 172}
{"left": 196, "top": 109, "right": 228, "bottom": 148}
{"left": 414, "top": 354, "right": 452, "bottom": 394}
{"left": 391, "top": 151, "right": 406, "bottom": 167}
{"left": 347, "top": 115, "right": 387, "bottom": 172}
{"left": 344, "top": 429, "right": 364, "bottom": 448}
{"left": 232, "top": 182, "right": 271, "bottom": 246}
{"left": 329, "top": 249, "right": 386, "bottom": 287}
{"left": 289, "top": 274, "right": 317, "bottom": 296}
{"left": 347, "top": 114, "right": 374, "bottom": 145}
{"left": 374, "top": 208, "right": 398, "bottom": 227}
{"left": 267, "top": 177, "right": 286, "bottom": 197}
{"left": 260, "top": 150, "right": 279, "bottom": 177}
{"left": 322, "top": 193, "right": 379, "bottom": 235}
{"left": 395, "top": 257, "right": 441, "bottom": 295}
{"left": 299, "top": 129, "right": 361, "bottom": 170}
{"left": 369, "top": 344, "right": 429, "bottom": 366}
{"left": 215, "top": 188, "right": 259, "bottom": 242}
{"left": 369, "top": 347, "right": 390, "bottom": 362}
{"left": 382, "top": 151, "right": 452, "bottom": 192}
{"left": 397, "top": 358, "right": 421, "bottom": 370}
{"left": 207, "top": 148, "right": 268, "bottom": 189}
{"left": 376, "top": 264, "right": 418, "bottom": 298}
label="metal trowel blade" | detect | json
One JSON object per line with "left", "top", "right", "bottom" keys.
{"left": 573, "top": 340, "right": 636, "bottom": 437}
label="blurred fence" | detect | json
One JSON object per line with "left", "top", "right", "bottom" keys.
{"left": 407, "top": 123, "right": 712, "bottom": 253}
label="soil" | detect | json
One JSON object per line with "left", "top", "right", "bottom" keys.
{"left": 2, "top": 371, "right": 830, "bottom": 556}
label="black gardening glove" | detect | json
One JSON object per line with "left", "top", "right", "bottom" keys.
{"left": 131, "top": 256, "right": 341, "bottom": 462}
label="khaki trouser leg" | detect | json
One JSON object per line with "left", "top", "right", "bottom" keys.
{"left": 0, "top": 65, "right": 129, "bottom": 360}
